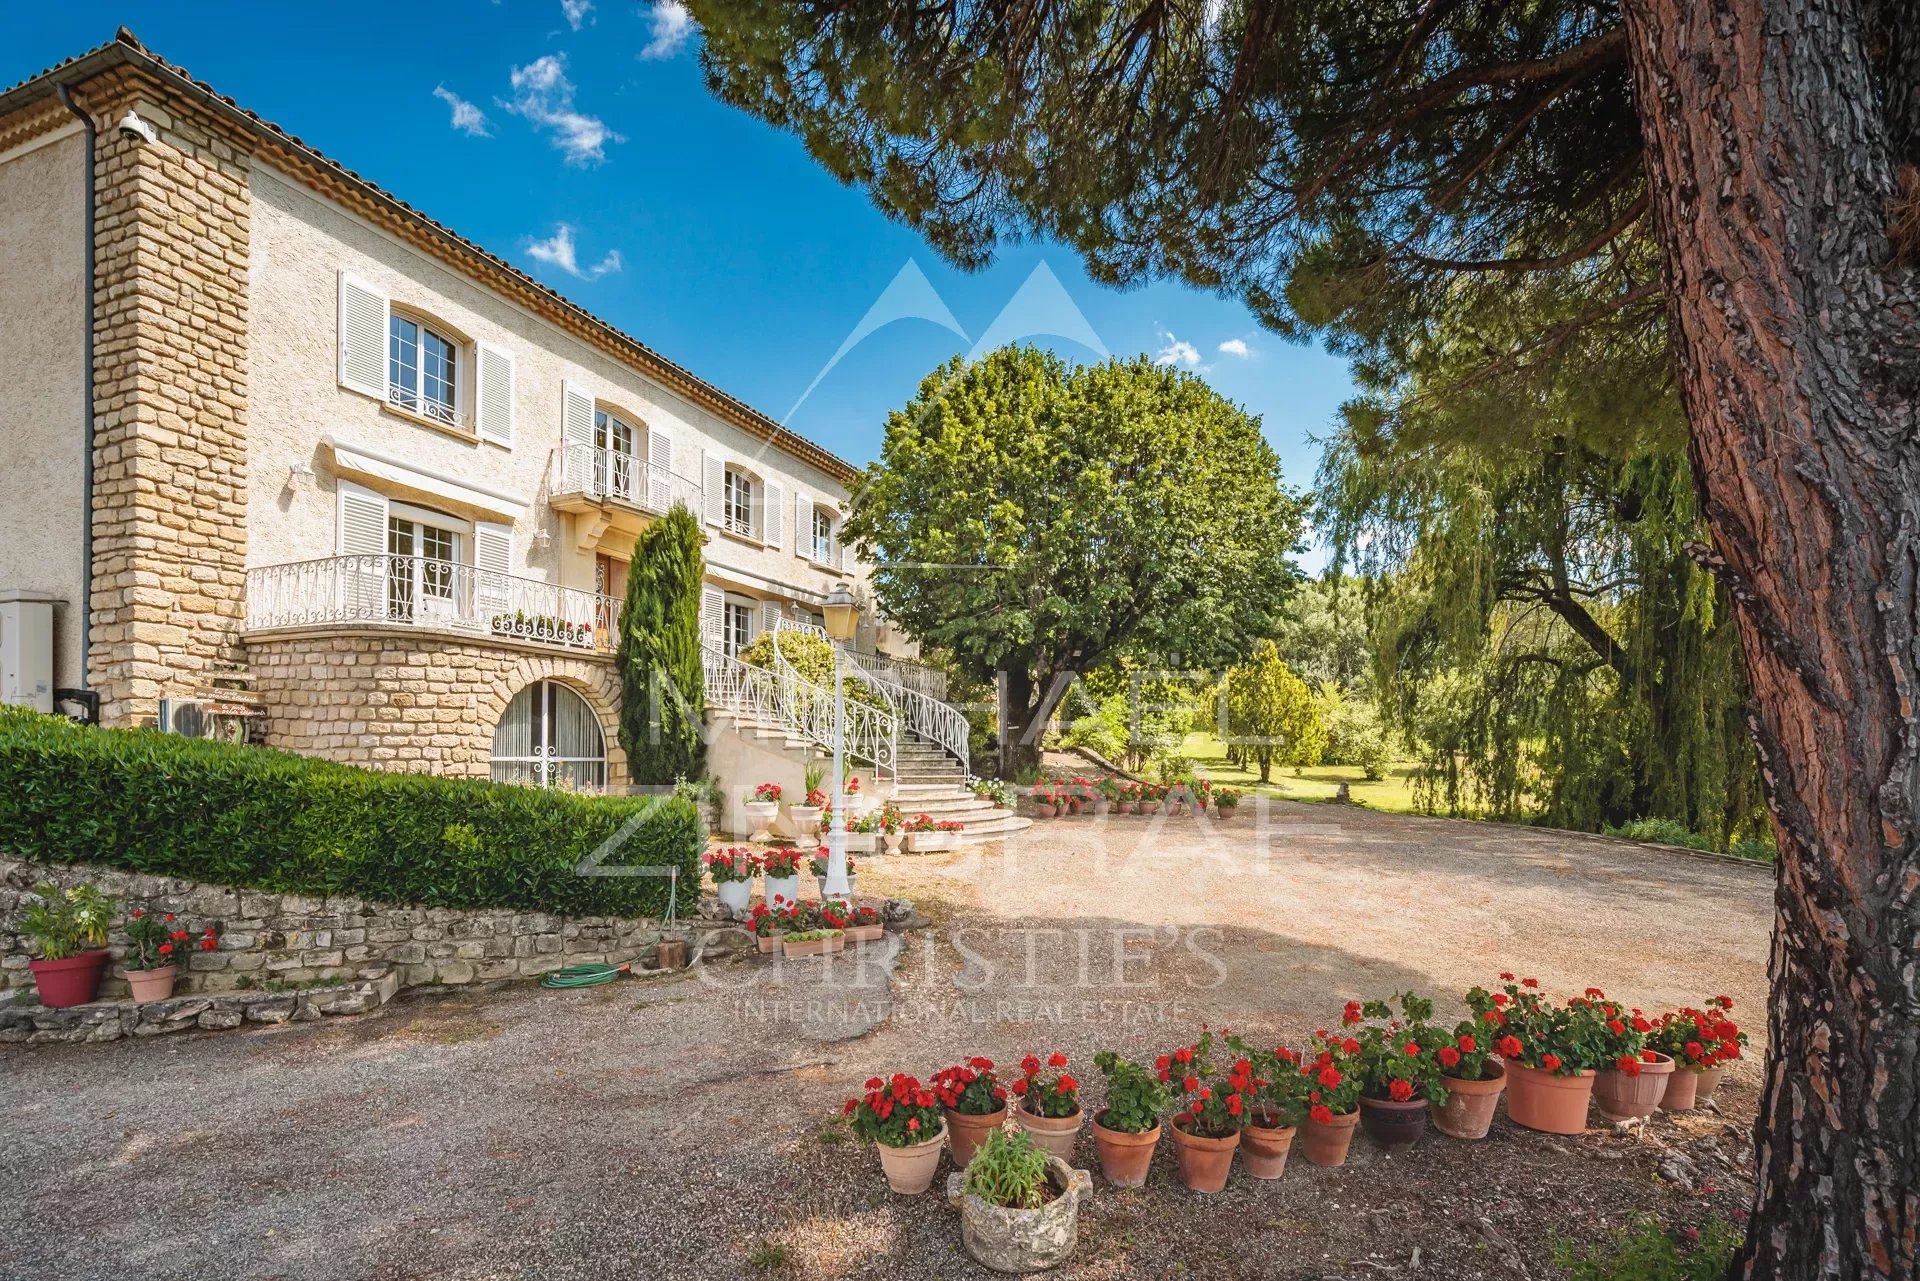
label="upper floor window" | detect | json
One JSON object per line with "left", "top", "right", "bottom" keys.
{"left": 811, "top": 507, "right": 836, "bottom": 564}
{"left": 594, "top": 408, "right": 638, "bottom": 500}
{"left": 389, "top": 313, "right": 459, "bottom": 426}
{"left": 723, "top": 467, "right": 755, "bottom": 538}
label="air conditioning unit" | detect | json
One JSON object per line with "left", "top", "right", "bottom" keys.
{"left": 156, "top": 698, "right": 212, "bottom": 737}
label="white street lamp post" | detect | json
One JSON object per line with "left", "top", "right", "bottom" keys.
{"left": 820, "top": 583, "right": 861, "bottom": 899}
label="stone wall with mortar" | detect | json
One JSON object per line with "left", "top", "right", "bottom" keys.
{"left": 0, "top": 855, "right": 738, "bottom": 1007}
{"left": 245, "top": 628, "right": 627, "bottom": 780}
{"left": 84, "top": 78, "right": 253, "bottom": 728}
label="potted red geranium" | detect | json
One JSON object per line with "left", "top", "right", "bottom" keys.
{"left": 1351, "top": 993, "right": 1449, "bottom": 1149}
{"left": 747, "top": 900, "right": 801, "bottom": 955}
{"left": 844, "top": 903, "right": 886, "bottom": 944}
{"left": 808, "top": 848, "right": 858, "bottom": 897}
{"left": 1297, "top": 1027, "right": 1366, "bottom": 1166}
{"left": 702, "top": 847, "right": 756, "bottom": 914}
{"left": 933, "top": 1057, "right": 1010, "bottom": 1167}
{"left": 1093, "top": 1051, "right": 1171, "bottom": 1187}
{"left": 1011, "top": 1051, "right": 1082, "bottom": 1161}
{"left": 1471, "top": 974, "right": 1612, "bottom": 1133}
{"left": 1162, "top": 1028, "right": 1255, "bottom": 1193}
{"left": 845, "top": 1073, "right": 947, "bottom": 1193}
{"left": 1225, "top": 1036, "right": 1310, "bottom": 1179}
{"left": 1584, "top": 988, "right": 1671, "bottom": 1120}
{"left": 20, "top": 881, "right": 114, "bottom": 1008}
{"left": 746, "top": 782, "right": 781, "bottom": 841}
{"left": 123, "top": 909, "right": 218, "bottom": 1002}
{"left": 1431, "top": 1012, "right": 1507, "bottom": 1141}
{"left": 759, "top": 847, "right": 803, "bottom": 907}
{"left": 1648, "top": 995, "right": 1747, "bottom": 1110}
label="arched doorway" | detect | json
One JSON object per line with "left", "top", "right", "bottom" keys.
{"left": 490, "top": 680, "right": 607, "bottom": 790}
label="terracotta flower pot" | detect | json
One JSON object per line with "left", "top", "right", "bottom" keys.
{"left": 1594, "top": 1052, "right": 1676, "bottom": 1120}
{"left": 124, "top": 964, "right": 179, "bottom": 1003}
{"left": 1694, "top": 1064, "right": 1726, "bottom": 1103}
{"left": 27, "top": 950, "right": 109, "bottom": 1009}
{"left": 1239, "top": 1113, "right": 1296, "bottom": 1180}
{"left": 1090, "top": 1113, "right": 1159, "bottom": 1188}
{"left": 782, "top": 933, "right": 843, "bottom": 959}
{"left": 1359, "top": 1095, "right": 1430, "bottom": 1149}
{"left": 1169, "top": 1121, "right": 1240, "bottom": 1193}
{"left": 1504, "top": 1061, "right": 1596, "bottom": 1134}
{"left": 1662, "top": 1063, "right": 1725, "bottom": 1111}
{"left": 875, "top": 1123, "right": 947, "bottom": 1194}
{"left": 844, "top": 924, "right": 886, "bottom": 944}
{"left": 1300, "top": 1109, "right": 1361, "bottom": 1167}
{"left": 944, "top": 1105, "right": 1008, "bottom": 1168}
{"left": 1014, "top": 1105, "right": 1083, "bottom": 1163}
{"left": 755, "top": 933, "right": 782, "bottom": 955}
{"left": 1432, "top": 1061, "right": 1507, "bottom": 1140}
{"left": 1217, "top": 806, "right": 1237, "bottom": 822}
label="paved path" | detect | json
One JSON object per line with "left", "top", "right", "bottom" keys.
{"left": 0, "top": 803, "right": 1774, "bottom": 1281}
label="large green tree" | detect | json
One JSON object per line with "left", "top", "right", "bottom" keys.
{"left": 843, "top": 345, "right": 1303, "bottom": 775}
{"left": 690, "top": 4, "right": 1920, "bottom": 1273}
{"left": 1225, "top": 640, "right": 1324, "bottom": 782}
{"left": 615, "top": 504, "right": 707, "bottom": 786}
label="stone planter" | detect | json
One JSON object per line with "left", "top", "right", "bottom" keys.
{"left": 1595, "top": 1052, "right": 1675, "bottom": 1120}
{"left": 946, "top": 1154, "right": 1093, "bottom": 1273}
{"left": 1013, "top": 1105, "right": 1082, "bottom": 1163}
{"left": 1239, "top": 1113, "right": 1296, "bottom": 1179}
{"left": 1432, "top": 1060, "right": 1507, "bottom": 1140}
{"left": 905, "top": 832, "right": 962, "bottom": 853}
{"left": 1169, "top": 1121, "right": 1239, "bottom": 1193}
{"left": 1504, "top": 1062, "right": 1596, "bottom": 1134}
{"left": 944, "top": 1104, "right": 1008, "bottom": 1168}
{"left": 124, "top": 965, "right": 179, "bottom": 1003}
{"left": 882, "top": 831, "right": 906, "bottom": 854}
{"left": 1090, "top": 1113, "right": 1159, "bottom": 1188}
{"left": 789, "top": 805, "right": 823, "bottom": 837}
{"left": 744, "top": 800, "right": 780, "bottom": 842}
{"left": 714, "top": 880, "right": 752, "bottom": 914}
{"left": 763, "top": 873, "right": 800, "bottom": 908}
{"left": 1300, "top": 1108, "right": 1360, "bottom": 1167}
{"left": 875, "top": 1122, "right": 947, "bottom": 1194}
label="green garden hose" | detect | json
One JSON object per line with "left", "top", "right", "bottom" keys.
{"left": 539, "top": 961, "right": 632, "bottom": 988}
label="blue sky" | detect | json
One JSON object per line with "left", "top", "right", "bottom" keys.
{"left": 7, "top": 2, "right": 1358, "bottom": 567}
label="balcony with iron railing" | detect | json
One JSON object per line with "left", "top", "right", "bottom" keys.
{"left": 245, "top": 554, "right": 619, "bottom": 654}
{"left": 548, "top": 442, "right": 703, "bottom": 520}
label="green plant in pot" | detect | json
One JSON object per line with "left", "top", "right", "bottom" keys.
{"left": 1090, "top": 1050, "right": 1170, "bottom": 1187}
{"left": 945, "top": 1128, "right": 1093, "bottom": 1273}
{"left": 845, "top": 1072, "right": 947, "bottom": 1194}
{"left": 1160, "top": 1028, "right": 1255, "bottom": 1193}
{"left": 21, "top": 881, "right": 114, "bottom": 1008}
{"left": 1471, "top": 973, "right": 1614, "bottom": 1133}
{"left": 123, "top": 909, "right": 219, "bottom": 1002}
{"left": 1350, "top": 992, "right": 1450, "bottom": 1150}
{"left": 1226, "top": 1033, "right": 1311, "bottom": 1178}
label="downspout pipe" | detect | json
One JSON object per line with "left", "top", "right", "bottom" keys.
{"left": 54, "top": 82, "right": 95, "bottom": 691}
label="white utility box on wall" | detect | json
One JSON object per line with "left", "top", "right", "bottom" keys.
{"left": 0, "top": 589, "right": 62, "bottom": 713}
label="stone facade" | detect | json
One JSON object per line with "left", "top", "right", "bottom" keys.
{"left": 85, "top": 74, "right": 252, "bottom": 728}
{"left": 245, "top": 629, "right": 626, "bottom": 779}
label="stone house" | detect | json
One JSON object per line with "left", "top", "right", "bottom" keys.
{"left": 0, "top": 31, "right": 1017, "bottom": 837}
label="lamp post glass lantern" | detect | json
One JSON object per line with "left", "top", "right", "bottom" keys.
{"left": 821, "top": 584, "right": 860, "bottom": 898}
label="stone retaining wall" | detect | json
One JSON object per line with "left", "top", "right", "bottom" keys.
{"left": 0, "top": 855, "right": 739, "bottom": 1003}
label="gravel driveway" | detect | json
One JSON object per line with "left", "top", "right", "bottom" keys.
{"left": 1, "top": 802, "right": 1774, "bottom": 1281}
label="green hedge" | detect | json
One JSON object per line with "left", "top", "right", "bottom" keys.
{"left": 0, "top": 709, "right": 704, "bottom": 917}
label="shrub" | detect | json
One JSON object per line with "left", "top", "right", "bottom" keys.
{"left": 736, "top": 631, "right": 888, "bottom": 711}
{"left": 1553, "top": 1216, "right": 1740, "bottom": 1281}
{"left": 616, "top": 503, "right": 708, "bottom": 785}
{"left": 0, "top": 709, "right": 702, "bottom": 918}
{"left": 1604, "top": 817, "right": 1716, "bottom": 851}
{"left": 1318, "top": 683, "right": 1391, "bottom": 779}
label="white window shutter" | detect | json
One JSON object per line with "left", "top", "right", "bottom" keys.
{"left": 703, "top": 452, "right": 726, "bottom": 527}
{"left": 647, "top": 426, "right": 674, "bottom": 511}
{"left": 700, "top": 585, "right": 724, "bottom": 650}
{"left": 763, "top": 481, "right": 784, "bottom": 549}
{"left": 335, "top": 480, "right": 389, "bottom": 619}
{"left": 562, "top": 381, "right": 595, "bottom": 449}
{"left": 794, "top": 493, "right": 812, "bottom": 559}
{"left": 473, "top": 521, "right": 513, "bottom": 619}
{"left": 337, "top": 272, "right": 388, "bottom": 399}
{"left": 474, "top": 343, "right": 515, "bottom": 448}
{"left": 762, "top": 601, "right": 782, "bottom": 638}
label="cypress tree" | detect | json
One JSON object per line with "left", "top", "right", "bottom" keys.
{"left": 616, "top": 503, "right": 707, "bottom": 786}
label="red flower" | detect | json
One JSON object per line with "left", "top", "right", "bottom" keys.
{"left": 1342, "top": 1000, "right": 1363, "bottom": 1025}
{"left": 1174, "top": 1046, "right": 1193, "bottom": 1064}
{"left": 1520, "top": 977, "right": 1540, "bottom": 989}
{"left": 843, "top": 1098, "right": 857, "bottom": 1115}
{"left": 1456, "top": 1034, "right": 1477, "bottom": 1053}
{"left": 199, "top": 937, "right": 217, "bottom": 951}
{"left": 130, "top": 909, "right": 145, "bottom": 918}
{"left": 1437, "top": 1047, "right": 1461, "bottom": 1070}
{"left": 1616, "top": 1056, "right": 1642, "bottom": 1076}
{"left": 1012, "top": 1078, "right": 1029, "bottom": 1095}
{"left": 968, "top": 1056, "right": 993, "bottom": 1071}
{"left": 163, "top": 913, "right": 175, "bottom": 923}
{"left": 1585, "top": 987, "right": 1606, "bottom": 998}
{"left": 992, "top": 1086, "right": 1007, "bottom": 1100}
{"left": 865, "top": 1076, "right": 883, "bottom": 1090}
{"left": 1021, "top": 1054, "right": 1042, "bottom": 1075}
{"left": 1491, "top": 992, "right": 1509, "bottom": 1007}
{"left": 1309, "top": 1104, "right": 1334, "bottom": 1125}
{"left": 1317, "top": 1067, "right": 1342, "bottom": 1089}
{"left": 1154, "top": 1055, "right": 1170, "bottom": 1071}
{"left": 1198, "top": 1087, "right": 1212, "bottom": 1101}
{"left": 1388, "top": 1079, "right": 1414, "bottom": 1102}
{"left": 1227, "top": 1093, "right": 1243, "bottom": 1116}
{"left": 1047, "top": 1051, "right": 1068, "bottom": 1069}
{"left": 1642, "top": 1050, "right": 1660, "bottom": 1063}
{"left": 1342, "top": 1038, "right": 1362, "bottom": 1056}
{"left": 1716, "top": 995, "right": 1733, "bottom": 1009}
{"left": 1607, "top": 1019, "right": 1625, "bottom": 1036}
{"left": 1403, "top": 1042, "right": 1421, "bottom": 1057}
{"left": 1541, "top": 1053, "right": 1563, "bottom": 1072}
{"left": 1686, "top": 1040, "right": 1705, "bottom": 1060}
{"left": 1631, "top": 1015, "right": 1652, "bottom": 1033}
{"left": 907, "top": 1117, "right": 921, "bottom": 1132}
{"left": 1056, "top": 1074, "right": 1078, "bottom": 1094}
{"left": 158, "top": 942, "right": 174, "bottom": 955}
{"left": 1183, "top": 1075, "right": 1199, "bottom": 1092}
{"left": 1496, "top": 1036, "right": 1524, "bottom": 1059}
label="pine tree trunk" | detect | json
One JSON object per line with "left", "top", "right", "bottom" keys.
{"left": 1621, "top": 2, "right": 1920, "bottom": 1276}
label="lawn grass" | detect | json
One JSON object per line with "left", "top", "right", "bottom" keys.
{"left": 1180, "top": 732, "right": 1430, "bottom": 814}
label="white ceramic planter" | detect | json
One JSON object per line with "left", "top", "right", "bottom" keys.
{"left": 744, "top": 800, "right": 780, "bottom": 842}
{"left": 789, "top": 805, "right": 824, "bottom": 837}
{"left": 882, "top": 831, "right": 905, "bottom": 853}
{"left": 843, "top": 832, "right": 880, "bottom": 854}
{"left": 715, "top": 879, "right": 752, "bottom": 913}
{"left": 906, "top": 832, "right": 961, "bottom": 853}
{"left": 764, "top": 874, "right": 800, "bottom": 907}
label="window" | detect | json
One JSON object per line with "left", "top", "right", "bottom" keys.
{"left": 389, "top": 313, "right": 460, "bottom": 426}
{"left": 594, "top": 408, "right": 637, "bottom": 500}
{"left": 490, "top": 681, "right": 607, "bottom": 790}
{"left": 811, "top": 508, "right": 836, "bottom": 564}
{"left": 385, "top": 508, "right": 464, "bottom": 621}
{"left": 723, "top": 599, "right": 753, "bottom": 658}
{"left": 723, "top": 467, "right": 755, "bottom": 538}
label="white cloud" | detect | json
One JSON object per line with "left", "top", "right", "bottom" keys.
{"left": 640, "top": 2, "right": 695, "bottom": 60}
{"left": 1218, "top": 338, "right": 1250, "bottom": 357}
{"left": 503, "top": 54, "right": 624, "bottom": 166}
{"left": 1153, "top": 331, "right": 1203, "bottom": 368}
{"left": 432, "top": 85, "right": 490, "bottom": 137}
{"left": 525, "top": 224, "right": 624, "bottom": 281}
{"left": 561, "top": 0, "right": 594, "bottom": 30}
